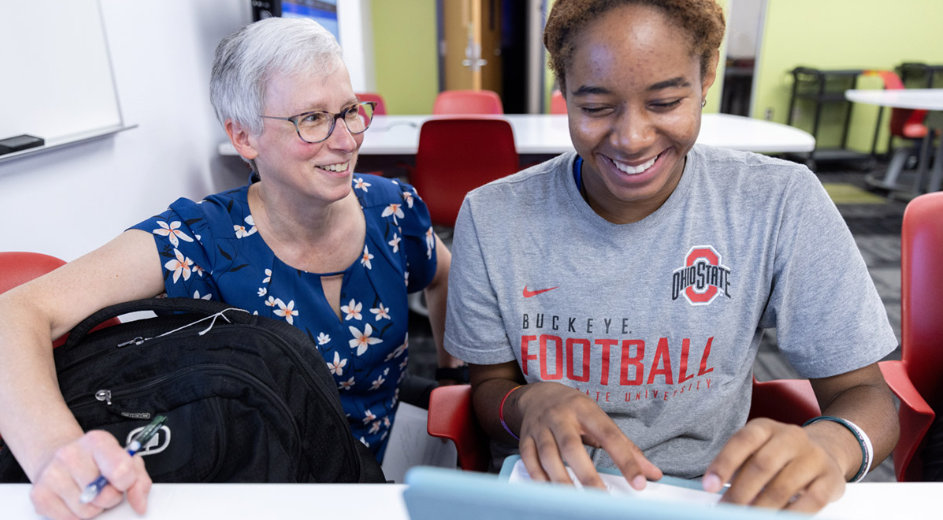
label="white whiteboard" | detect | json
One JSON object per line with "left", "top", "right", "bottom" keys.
{"left": 0, "top": 0, "right": 123, "bottom": 147}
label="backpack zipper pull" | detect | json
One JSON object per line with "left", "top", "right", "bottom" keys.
{"left": 95, "top": 389, "right": 112, "bottom": 406}
{"left": 117, "top": 337, "right": 146, "bottom": 348}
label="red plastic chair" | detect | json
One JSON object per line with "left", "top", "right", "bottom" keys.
{"left": 428, "top": 378, "right": 821, "bottom": 472}
{"left": 432, "top": 90, "right": 504, "bottom": 115}
{"left": 864, "top": 70, "right": 929, "bottom": 188}
{"left": 427, "top": 384, "right": 490, "bottom": 472}
{"left": 411, "top": 118, "right": 519, "bottom": 228}
{"left": 0, "top": 251, "right": 121, "bottom": 348}
{"left": 356, "top": 92, "right": 387, "bottom": 115}
{"left": 550, "top": 90, "right": 567, "bottom": 115}
{"left": 877, "top": 192, "right": 943, "bottom": 481}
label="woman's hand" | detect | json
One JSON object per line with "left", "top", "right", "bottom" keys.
{"left": 28, "top": 430, "right": 152, "bottom": 520}
{"left": 703, "top": 418, "right": 845, "bottom": 513}
{"left": 513, "top": 382, "right": 663, "bottom": 490}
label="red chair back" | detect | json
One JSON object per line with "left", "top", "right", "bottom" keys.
{"left": 550, "top": 90, "right": 567, "bottom": 114}
{"left": 428, "top": 378, "right": 820, "bottom": 473}
{"left": 901, "top": 193, "right": 943, "bottom": 409}
{"left": 874, "top": 192, "right": 943, "bottom": 481}
{"left": 0, "top": 251, "right": 120, "bottom": 348}
{"left": 865, "top": 70, "right": 928, "bottom": 139}
{"left": 427, "top": 384, "right": 490, "bottom": 472}
{"left": 433, "top": 90, "right": 504, "bottom": 115}
{"left": 356, "top": 92, "right": 387, "bottom": 115}
{"left": 412, "top": 118, "right": 519, "bottom": 227}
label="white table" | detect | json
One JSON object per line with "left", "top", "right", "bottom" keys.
{"left": 217, "top": 113, "right": 815, "bottom": 158}
{"left": 1, "top": 480, "right": 939, "bottom": 519}
{"left": 845, "top": 88, "right": 943, "bottom": 194}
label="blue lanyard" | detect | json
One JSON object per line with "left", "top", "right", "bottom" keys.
{"left": 573, "top": 155, "right": 583, "bottom": 192}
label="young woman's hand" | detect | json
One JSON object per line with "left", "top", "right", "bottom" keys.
{"left": 513, "top": 382, "right": 663, "bottom": 490}
{"left": 703, "top": 418, "right": 846, "bottom": 513}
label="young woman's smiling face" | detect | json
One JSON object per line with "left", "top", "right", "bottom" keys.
{"left": 564, "top": 3, "right": 716, "bottom": 224}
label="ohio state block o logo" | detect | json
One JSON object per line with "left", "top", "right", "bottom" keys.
{"left": 684, "top": 246, "right": 725, "bottom": 305}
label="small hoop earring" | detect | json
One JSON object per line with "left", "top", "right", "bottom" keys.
{"left": 701, "top": 99, "right": 707, "bottom": 108}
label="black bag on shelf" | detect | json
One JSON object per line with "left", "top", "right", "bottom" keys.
{"left": 0, "top": 298, "right": 385, "bottom": 484}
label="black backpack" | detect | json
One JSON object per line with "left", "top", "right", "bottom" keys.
{"left": 0, "top": 298, "right": 385, "bottom": 484}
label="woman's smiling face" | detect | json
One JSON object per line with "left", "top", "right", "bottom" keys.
{"left": 564, "top": 3, "right": 716, "bottom": 223}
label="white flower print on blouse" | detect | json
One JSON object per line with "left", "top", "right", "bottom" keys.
{"left": 384, "top": 334, "right": 408, "bottom": 361}
{"left": 388, "top": 233, "right": 401, "bottom": 253}
{"left": 368, "top": 421, "right": 381, "bottom": 434}
{"left": 317, "top": 332, "right": 331, "bottom": 345}
{"left": 363, "top": 409, "right": 377, "bottom": 424}
{"left": 265, "top": 296, "right": 277, "bottom": 307}
{"left": 273, "top": 299, "right": 299, "bottom": 325}
{"left": 164, "top": 249, "right": 193, "bottom": 283}
{"left": 152, "top": 221, "right": 194, "bottom": 248}
{"left": 234, "top": 215, "right": 257, "bottom": 238}
{"left": 425, "top": 227, "right": 435, "bottom": 259}
{"left": 339, "top": 377, "right": 355, "bottom": 390}
{"left": 192, "top": 290, "right": 212, "bottom": 300}
{"left": 262, "top": 268, "right": 272, "bottom": 284}
{"left": 348, "top": 323, "right": 382, "bottom": 356}
{"left": 257, "top": 287, "right": 267, "bottom": 297}
{"left": 401, "top": 190, "right": 414, "bottom": 209}
{"left": 370, "top": 303, "right": 391, "bottom": 321}
{"left": 327, "top": 351, "right": 347, "bottom": 376}
{"left": 361, "top": 245, "right": 374, "bottom": 270}
{"left": 359, "top": 437, "right": 369, "bottom": 447}
{"left": 370, "top": 374, "right": 386, "bottom": 391}
{"left": 354, "top": 177, "right": 371, "bottom": 192}
{"left": 381, "top": 203, "right": 405, "bottom": 225}
{"left": 192, "top": 264, "right": 205, "bottom": 277}
{"left": 341, "top": 299, "right": 362, "bottom": 321}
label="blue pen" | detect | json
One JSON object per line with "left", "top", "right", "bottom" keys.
{"left": 79, "top": 415, "right": 167, "bottom": 505}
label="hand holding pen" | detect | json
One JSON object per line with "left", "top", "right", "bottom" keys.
{"left": 79, "top": 415, "right": 166, "bottom": 505}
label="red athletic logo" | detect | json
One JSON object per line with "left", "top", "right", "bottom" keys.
{"left": 671, "top": 245, "right": 731, "bottom": 305}
{"left": 523, "top": 285, "right": 559, "bottom": 298}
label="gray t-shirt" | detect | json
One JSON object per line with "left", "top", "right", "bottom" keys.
{"left": 444, "top": 145, "right": 896, "bottom": 478}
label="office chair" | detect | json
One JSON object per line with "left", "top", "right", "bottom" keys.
{"left": 877, "top": 191, "right": 943, "bottom": 481}
{"left": 356, "top": 92, "right": 388, "bottom": 115}
{"left": 550, "top": 90, "right": 567, "bottom": 115}
{"left": 863, "top": 70, "right": 929, "bottom": 191}
{"left": 432, "top": 89, "right": 504, "bottom": 115}
{"left": 0, "top": 251, "right": 121, "bottom": 349}
{"left": 411, "top": 118, "right": 519, "bottom": 228}
{"left": 428, "top": 377, "right": 821, "bottom": 472}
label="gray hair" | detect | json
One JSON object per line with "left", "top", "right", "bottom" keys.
{"left": 210, "top": 17, "right": 344, "bottom": 137}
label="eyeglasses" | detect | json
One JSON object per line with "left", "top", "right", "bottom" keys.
{"left": 261, "top": 101, "right": 376, "bottom": 144}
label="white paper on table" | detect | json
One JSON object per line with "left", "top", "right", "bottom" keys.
{"left": 507, "top": 458, "right": 723, "bottom": 506}
{"left": 380, "top": 402, "right": 459, "bottom": 483}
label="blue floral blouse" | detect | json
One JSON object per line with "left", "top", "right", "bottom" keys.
{"left": 130, "top": 174, "right": 438, "bottom": 461}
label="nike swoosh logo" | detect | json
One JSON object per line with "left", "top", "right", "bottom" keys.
{"left": 523, "top": 285, "right": 559, "bottom": 298}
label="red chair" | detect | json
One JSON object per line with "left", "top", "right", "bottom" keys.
{"left": 411, "top": 118, "right": 519, "bottom": 228}
{"left": 427, "top": 384, "right": 490, "bottom": 472}
{"left": 428, "top": 378, "right": 821, "bottom": 472}
{"left": 356, "top": 92, "right": 387, "bottom": 115}
{"left": 878, "top": 191, "right": 943, "bottom": 481}
{"left": 432, "top": 90, "right": 504, "bottom": 115}
{"left": 864, "top": 70, "right": 929, "bottom": 190}
{"left": 0, "top": 251, "right": 120, "bottom": 348}
{"left": 550, "top": 90, "right": 567, "bottom": 115}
